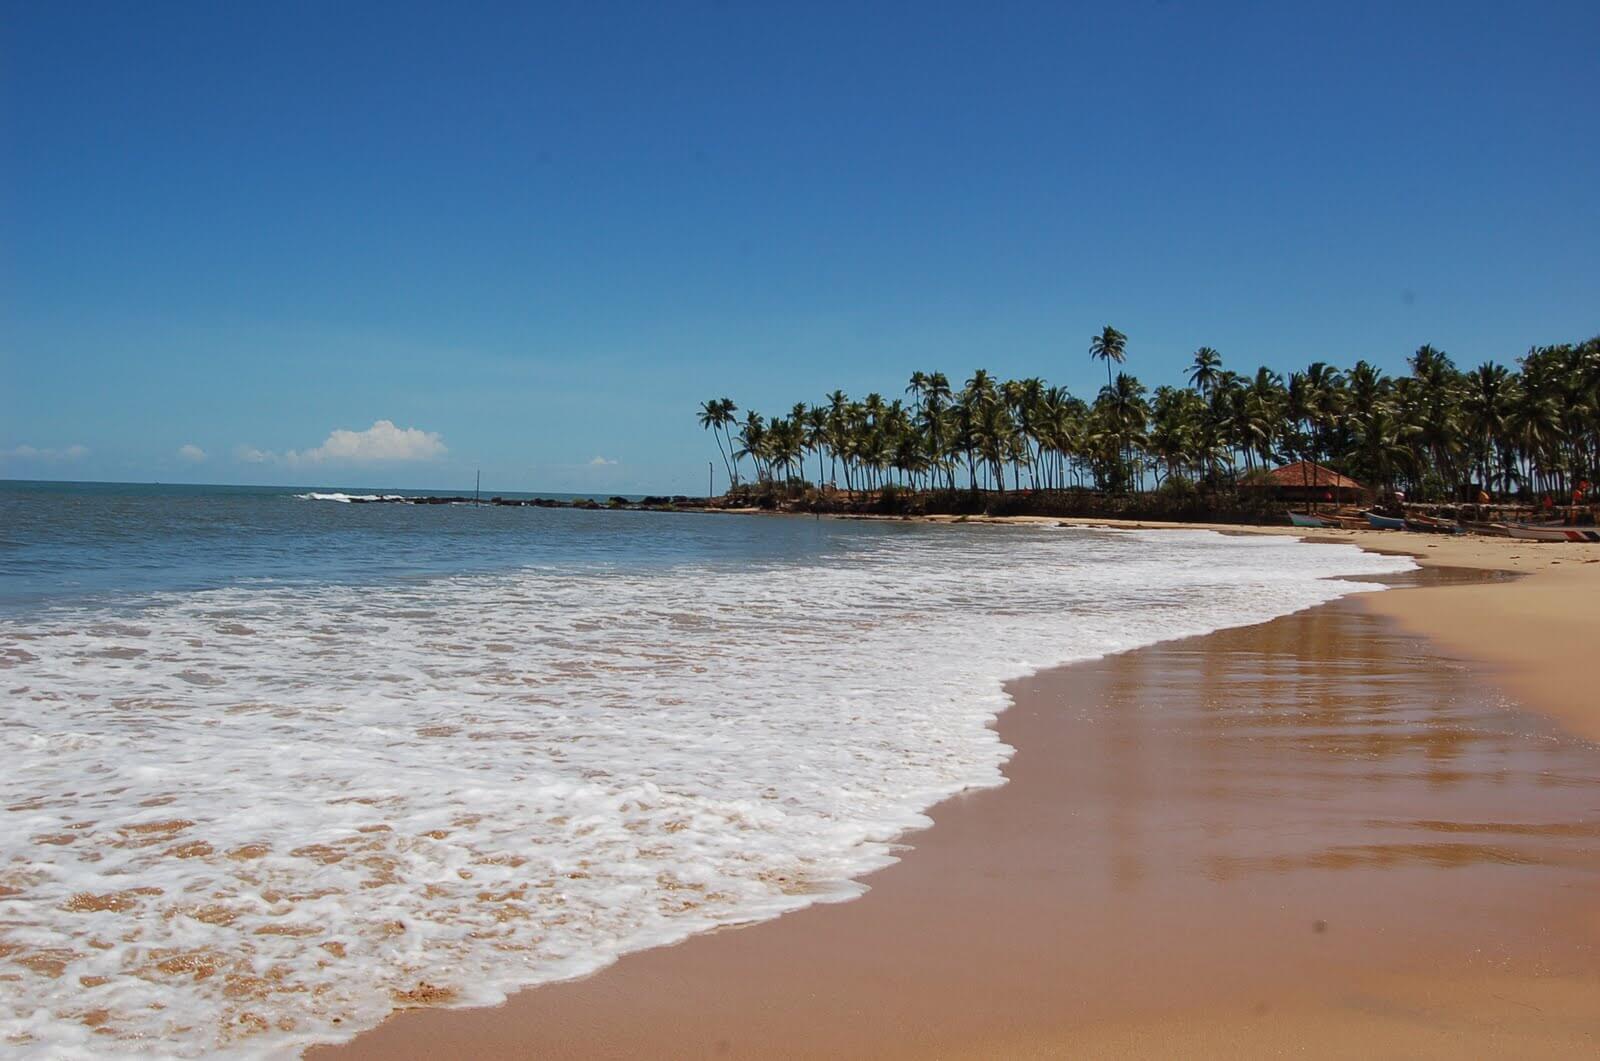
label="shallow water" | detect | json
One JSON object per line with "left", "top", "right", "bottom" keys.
{"left": 0, "top": 482, "right": 1414, "bottom": 1057}
{"left": 356, "top": 584, "right": 1600, "bottom": 1060}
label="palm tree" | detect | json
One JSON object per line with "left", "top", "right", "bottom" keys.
{"left": 1509, "top": 368, "right": 1563, "bottom": 496}
{"left": 1238, "top": 367, "right": 1284, "bottom": 472}
{"left": 1401, "top": 348, "right": 1465, "bottom": 499}
{"left": 1209, "top": 371, "right": 1246, "bottom": 481}
{"left": 735, "top": 411, "right": 767, "bottom": 483}
{"left": 1089, "top": 326, "right": 1128, "bottom": 392}
{"left": 1304, "top": 362, "right": 1346, "bottom": 467}
{"left": 1097, "top": 372, "right": 1149, "bottom": 491}
{"left": 1188, "top": 347, "right": 1222, "bottom": 395}
{"left": 805, "top": 405, "right": 830, "bottom": 486}
{"left": 698, "top": 398, "right": 738, "bottom": 488}
{"left": 1149, "top": 385, "right": 1197, "bottom": 485}
{"left": 1462, "top": 363, "right": 1514, "bottom": 496}
{"left": 905, "top": 371, "right": 929, "bottom": 411}
{"left": 1352, "top": 408, "right": 1414, "bottom": 493}
{"left": 772, "top": 415, "right": 804, "bottom": 484}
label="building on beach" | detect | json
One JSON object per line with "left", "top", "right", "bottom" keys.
{"left": 1241, "top": 461, "right": 1367, "bottom": 504}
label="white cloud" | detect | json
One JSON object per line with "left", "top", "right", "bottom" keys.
{"left": 238, "top": 421, "right": 447, "bottom": 466}
{"left": 177, "top": 443, "right": 207, "bottom": 462}
{"left": 2, "top": 443, "right": 88, "bottom": 460}
{"left": 588, "top": 455, "right": 618, "bottom": 466}
{"left": 290, "top": 420, "right": 446, "bottom": 463}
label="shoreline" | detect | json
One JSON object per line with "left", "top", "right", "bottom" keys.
{"left": 316, "top": 566, "right": 1600, "bottom": 1058}
{"left": 851, "top": 512, "right": 1600, "bottom": 743}
{"left": 735, "top": 507, "right": 1600, "bottom": 741}
{"left": 316, "top": 534, "right": 1600, "bottom": 1058}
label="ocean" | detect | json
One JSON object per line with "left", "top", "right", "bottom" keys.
{"left": 0, "top": 480, "right": 1414, "bottom": 1057}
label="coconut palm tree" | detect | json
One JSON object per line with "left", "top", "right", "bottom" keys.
{"left": 804, "top": 405, "right": 830, "bottom": 486}
{"left": 1351, "top": 408, "right": 1414, "bottom": 493}
{"left": 905, "top": 371, "right": 929, "bottom": 411}
{"left": 1148, "top": 385, "right": 1197, "bottom": 484}
{"left": 1089, "top": 326, "right": 1128, "bottom": 392}
{"left": 1462, "top": 363, "right": 1515, "bottom": 494}
{"left": 1097, "top": 372, "right": 1149, "bottom": 491}
{"left": 735, "top": 411, "right": 767, "bottom": 483}
{"left": 698, "top": 398, "right": 739, "bottom": 488}
{"left": 1188, "top": 347, "right": 1222, "bottom": 395}
{"left": 1238, "top": 367, "right": 1284, "bottom": 472}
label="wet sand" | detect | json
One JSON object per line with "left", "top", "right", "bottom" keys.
{"left": 879, "top": 515, "right": 1600, "bottom": 741}
{"left": 319, "top": 568, "right": 1600, "bottom": 1058}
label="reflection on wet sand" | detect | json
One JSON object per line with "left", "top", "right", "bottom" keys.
{"left": 320, "top": 574, "right": 1600, "bottom": 1059}
{"left": 1083, "top": 575, "right": 1599, "bottom": 896}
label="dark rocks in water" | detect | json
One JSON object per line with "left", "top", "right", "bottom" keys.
{"left": 325, "top": 492, "right": 721, "bottom": 513}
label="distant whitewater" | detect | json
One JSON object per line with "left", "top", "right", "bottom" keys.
{"left": 295, "top": 491, "right": 407, "bottom": 503}
{"left": 0, "top": 484, "right": 1413, "bottom": 1057}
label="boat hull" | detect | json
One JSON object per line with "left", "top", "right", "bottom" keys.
{"left": 1457, "top": 520, "right": 1510, "bottom": 536}
{"left": 1506, "top": 525, "right": 1600, "bottom": 542}
{"left": 1288, "top": 512, "right": 1333, "bottom": 528}
{"left": 1365, "top": 512, "right": 1405, "bottom": 530}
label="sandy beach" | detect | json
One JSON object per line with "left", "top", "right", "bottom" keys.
{"left": 318, "top": 528, "right": 1600, "bottom": 1059}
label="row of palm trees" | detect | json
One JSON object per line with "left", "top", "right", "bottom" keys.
{"left": 699, "top": 329, "right": 1600, "bottom": 501}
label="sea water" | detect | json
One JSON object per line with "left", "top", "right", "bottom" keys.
{"left": 0, "top": 481, "right": 1414, "bottom": 1057}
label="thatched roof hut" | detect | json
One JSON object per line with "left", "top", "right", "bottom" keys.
{"left": 1242, "top": 461, "right": 1366, "bottom": 503}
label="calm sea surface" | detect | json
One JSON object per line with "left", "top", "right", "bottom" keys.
{"left": 0, "top": 481, "right": 693, "bottom": 611}
{"left": 0, "top": 480, "right": 1412, "bottom": 1057}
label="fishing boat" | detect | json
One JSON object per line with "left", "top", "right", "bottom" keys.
{"left": 1287, "top": 511, "right": 1333, "bottom": 528}
{"left": 1505, "top": 524, "right": 1600, "bottom": 542}
{"left": 1404, "top": 515, "right": 1461, "bottom": 534}
{"left": 1365, "top": 511, "right": 1405, "bottom": 530}
{"left": 1456, "top": 519, "right": 1510, "bottom": 536}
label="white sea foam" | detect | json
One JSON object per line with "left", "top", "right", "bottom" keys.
{"left": 0, "top": 526, "right": 1412, "bottom": 1057}
{"left": 294, "top": 493, "right": 406, "bottom": 503}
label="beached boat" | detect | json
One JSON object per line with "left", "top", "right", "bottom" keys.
{"left": 1457, "top": 519, "right": 1510, "bottom": 536}
{"left": 1287, "top": 511, "right": 1333, "bottom": 528}
{"left": 1365, "top": 512, "right": 1405, "bottom": 530}
{"left": 1505, "top": 524, "right": 1600, "bottom": 542}
{"left": 1405, "top": 515, "right": 1462, "bottom": 534}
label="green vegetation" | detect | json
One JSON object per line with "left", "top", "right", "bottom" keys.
{"left": 701, "top": 330, "right": 1600, "bottom": 505}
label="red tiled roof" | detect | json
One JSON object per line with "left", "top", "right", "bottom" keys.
{"left": 1248, "top": 461, "right": 1364, "bottom": 490}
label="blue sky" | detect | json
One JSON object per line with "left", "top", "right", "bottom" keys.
{"left": 3, "top": 1, "right": 1597, "bottom": 493}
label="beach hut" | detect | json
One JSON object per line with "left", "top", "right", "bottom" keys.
{"left": 1242, "top": 461, "right": 1366, "bottom": 504}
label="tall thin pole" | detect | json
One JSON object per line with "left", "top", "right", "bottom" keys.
{"left": 709, "top": 461, "right": 714, "bottom": 499}
{"left": 475, "top": 469, "right": 480, "bottom": 507}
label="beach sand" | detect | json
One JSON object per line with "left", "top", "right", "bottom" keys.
{"left": 318, "top": 554, "right": 1600, "bottom": 1059}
